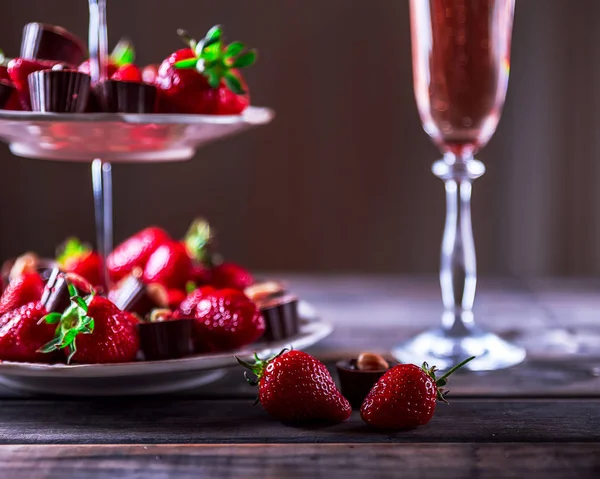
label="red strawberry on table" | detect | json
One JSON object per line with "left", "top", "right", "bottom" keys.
{"left": 360, "top": 357, "right": 475, "bottom": 430}
{"left": 0, "top": 271, "right": 44, "bottom": 318}
{"left": 107, "top": 226, "right": 170, "bottom": 282}
{"left": 143, "top": 240, "right": 192, "bottom": 291}
{"left": 176, "top": 286, "right": 264, "bottom": 351}
{"left": 57, "top": 238, "right": 104, "bottom": 290}
{"left": 79, "top": 38, "right": 135, "bottom": 80}
{"left": 238, "top": 350, "right": 352, "bottom": 424}
{"left": 40, "top": 283, "right": 140, "bottom": 364}
{"left": 157, "top": 25, "right": 256, "bottom": 115}
{"left": 0, "top": 301, "right": 57, "bottom": 363}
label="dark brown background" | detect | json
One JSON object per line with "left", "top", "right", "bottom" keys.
{"left": 0, "top": 0, "right": 597, "bottom": 276}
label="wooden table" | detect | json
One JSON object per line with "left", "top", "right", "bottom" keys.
{"left": 1, "top": 276, "right": 599, "bottom": 478}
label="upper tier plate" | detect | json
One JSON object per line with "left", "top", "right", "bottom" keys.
{"left": 0, "top": 106, "right": 274, "bottom": 163}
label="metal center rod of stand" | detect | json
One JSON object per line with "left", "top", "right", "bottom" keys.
{"left": 91, "top": 159, "right": 113, "bottom": 289}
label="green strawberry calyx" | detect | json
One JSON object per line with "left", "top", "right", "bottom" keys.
{"left": 236, "top": 349, "right": 289, "bottom": 386}
{"left": 111, "top": 38, "right": 135, "bottom": 66}
{"left": 174, "top": 25, "right": 257, "bottom": 95}
{"left": 184, "top": 217, "right": 214, "bottom": 265}
{"left": 422, "top": 356, "right": 475, "bottom": 403}
{"left": 37, "top": 278, "right": 96, "bottom": 364}
{"left": 56, "top": 237, "right": 92, "bottom": 267}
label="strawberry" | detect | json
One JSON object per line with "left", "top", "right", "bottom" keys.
{"left": 79, "top": 38, "right": 135, "bottom": 79}
{"left": 112, "top": 64, "right": 143, "bottom": 82}
{"left": 210, "top": 262, "right": 253, "bottom": 290}
{"left": 143, "top": 240, "right": 192, "bottom": 291}
{"left": 40, "top": 283, "right": 140, "bottom": 364}
{"left": 0, "top": 301, "right": 57, "bottom": 363}
{"left": 107, "top": 226, "right": 170, "bottom": 281}
{"left": 175, "top": 286, "right": 264, "bottom": 351}
{"left": 57, "top": 238, "right": 104, "bottom": 290}
{"left": 0, "top": 272, "right": 44, "bottom": 318}
{"left": 183, "top": 218, "right": 215, "bottom": 284}
{"left": 7, "top": 57, "right": 61, "bottom": 110}
{"left": 182, "top": 218, "right": 252, "bottom": 289}
{"left": 0, "top": 49, "right": 9, "bottom": 82}
{"left": 360, "top": 357, "right": 475, "bottom": 430}
{"left": 238, "top": 350, "right": 352, "bottom": 424}
{"left": 142, "top": 64, "right": 159, "bottom": 84}
{"left": 157, "top": 26, "right": 256, "bottom": 115}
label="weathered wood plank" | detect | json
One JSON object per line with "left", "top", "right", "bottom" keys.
{"left": 0, "top": 399, "right": 598, "bottom": 445}
{"left": 1, "top": 443, "right": 599, "bottom": 479}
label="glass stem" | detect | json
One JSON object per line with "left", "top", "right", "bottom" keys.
{"left": 88, "top": 0, "right": 108, "bottom": 85}
{"left": 91, "top": 159, "right": 113, "bottom": 290}
{"left": 433, "top": 152, "right": 486, "bottom": 336}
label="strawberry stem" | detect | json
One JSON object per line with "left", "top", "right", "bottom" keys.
{"left": 174, "top": 25, "right": 257, "bottom": 95}
{"left": 184, "top": 218, "right": 214, "bottom": 265}
{"left": 57, "top": 237, "right": 92, "bottom": 267}
{"left": 111, "top": 38, "right": 135, "bottom": 66}
{"left": 37, "top": 277, "right": 96, "bottom": 364}
{"left": 436, "top": 356, "right": 475, "bottom": 384}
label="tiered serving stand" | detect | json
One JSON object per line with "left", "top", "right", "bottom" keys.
{"left": 0, "top": 17, "right": 333, "bottom": 394}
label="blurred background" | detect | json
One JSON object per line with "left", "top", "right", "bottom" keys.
{"left": 0, "top": 0, "right": 598, "bottom": 277}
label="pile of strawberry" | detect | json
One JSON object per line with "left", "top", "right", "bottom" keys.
{"left": 239, "top": 350, "right": 474, "bottom": 430}
{"left": 1, "top": 24, "right": 256, "bottom": 115}
{"left": 0, "top": 218, "right": 265, "bottom": 364}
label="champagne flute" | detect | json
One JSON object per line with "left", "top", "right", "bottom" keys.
{"left": 392, "top": 0, "right": 525, "bottom": 370}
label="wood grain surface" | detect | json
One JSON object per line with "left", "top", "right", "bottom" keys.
{"left": 1, "top": 443, "right": 599, "bottom": 479}
{"left": 0, "top": 399, "right": 598, "bottom": 445}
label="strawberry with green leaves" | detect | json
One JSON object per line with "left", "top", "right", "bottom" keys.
{"left": 360, "top": 357, "right": 475, "bottom": 429}
{"left": 39, "top": 280, "right": 140, "bottom": 364}
{"left": 157, "top": 25, "right": 257, "bottom": 115}
{"left": 238, "top": 350, "right": 352, "bottom": 424}
{"left": 57, "top": 238, "right": 104, "bottom": 290}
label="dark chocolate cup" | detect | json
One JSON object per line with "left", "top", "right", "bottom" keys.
{"left": 336, "top": 360, "right": 387, "bottom": 409}
{"left": 40, "top": 267, "right": 71, "bottom": 314}
{"left": 138, "top": 319, "right": 196, "bottom": 361}
{"left": 0, "top": 81, "right": 16, "bottom": 109}
{"left": 29, "top": 70, "right": 91, "bottom": 113}
{"left": 98, "top": 80, "right": 157, "bottom": 113}
{"left": 21, "top": 23, "right": 86, "bottom": 65}
{"left": 259, "top": 295, "right": 300, "bottom": 342}
{"left": 110, "top": 275, "right": 161, "bottom": 318}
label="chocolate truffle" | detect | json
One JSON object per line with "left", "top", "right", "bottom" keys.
{"left": 20, "top": 23, "right": 86, "bottom": 65}
{"left": 336, "top": 353, "right": 390, "bottom": 409}
{"left": 138, "top": 318, "right": 196, "bottom": 361}
{"left": 98, "top": 80, "right": 157, "bottom": 113}
{"left": 29, "top": 69, "right": 91, "bottom": 113}
{"left": 258, "top": 294, "right": 300, "bottom": 342}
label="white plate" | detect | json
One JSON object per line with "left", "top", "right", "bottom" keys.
{"left": 0, "top": 106, "right": 274, "bottom": 163}
{"left": 0, "top": 301, "right": 331, "bottom": 396}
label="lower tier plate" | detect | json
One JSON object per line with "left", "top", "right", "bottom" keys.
{"left": 0, "top": 301, "right": 331, "bottom": 396}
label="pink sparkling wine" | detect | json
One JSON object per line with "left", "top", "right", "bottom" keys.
{"left": 410, "top": 0, "right": 515, "bottom": 156}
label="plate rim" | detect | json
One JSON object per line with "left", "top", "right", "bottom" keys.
{"left": 0, "top": 308, "right": 332, "bottom": 379}
{"left": 0, "top": 106, "right": 275, "bottom": 125}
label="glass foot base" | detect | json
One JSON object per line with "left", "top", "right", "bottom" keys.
{"left": 392, "top": 327, "right": 526, "bottom": 372}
